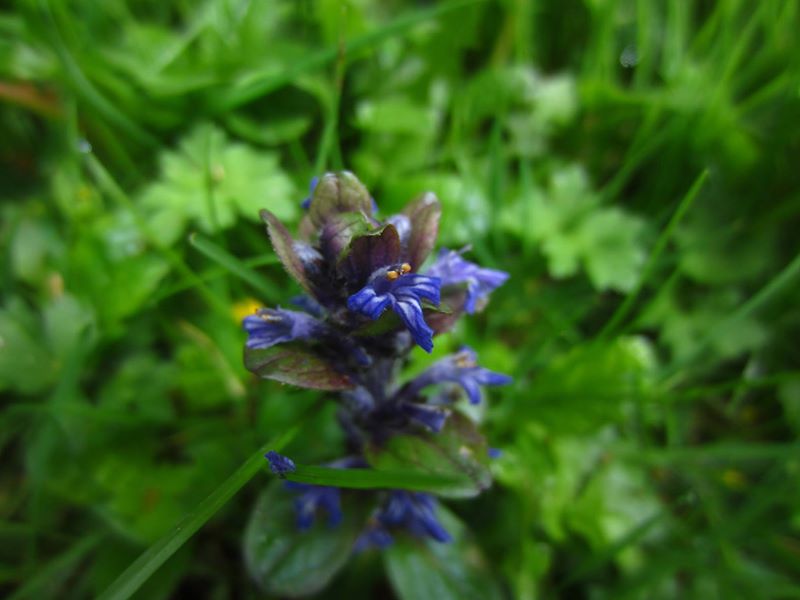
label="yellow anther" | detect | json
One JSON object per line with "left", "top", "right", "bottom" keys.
{"left": 400, "top": 263, "right": 412, "bottom": 274}
{"left": 455, "top": 353, "right": 476, "bottom": 368}
{"left": 386, "top": 270, "right": 400, "bottom": 281}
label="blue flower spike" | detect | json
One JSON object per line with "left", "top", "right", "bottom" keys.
{"left": 265, "top": 451, "right": 296, "bottom": 478}
{"left": 243, "top": 172, "right": 512, "bottom": 573}
{"left": 347, "top": 263, "right": 441, "bottom": 352}
{"left": 426, "top": 248, "right": 509, "bottom": 313}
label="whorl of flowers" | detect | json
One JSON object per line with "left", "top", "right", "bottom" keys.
{"left": 243, "top": 172, "right": 510, "bottom": 554}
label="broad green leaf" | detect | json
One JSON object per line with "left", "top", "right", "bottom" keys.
{"left": 10, "top": 217, "right": 64, "bottom": 285}
{"left": 578, "top": 208, "right": 645, "bottom": 292}
{"left": 243, "top": 483, "right": 362, "bottom": 597}
{"left": 366, "top": 413, "right": 492, "bottom": 498}
{"left": 384, "top": 507, "right": 502, "bottom": 600}
{"left": 245, "top": 344, "right": 353, "bottom": 391}
{"left": 139, "top": 123, "right": 295, "bottom": 244}
{"left": 521, "top": 337, "right": 655, "bottom": 434}
{"left": 0, "top": 298, "right": 54, "bottom": 394}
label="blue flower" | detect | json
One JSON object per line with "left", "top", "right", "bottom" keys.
{"left": 379, "top": 491, "right": 451, "bottom": 543}
{"left": 300, "top": 176, "right": 319, "bottom": 210}
{"left": 425, "top": 249, "right": 509, "bottom": 313}
{"left": 488, "top": 447, "right": 503, "bottom": 459}
{"left": 404, "top": 346, "right": 512, "bottom": 405}
{"left": 242, "top": 308, "right": 321, "bottom": 350}
{"left": 265, "top": 450, "right": 296, "bottom": 476}
{"left": 400, "top": 402, "right": 450, "bottom": 432}
{"left": 290, "top": 294, "right": 325, "bottom": 318}
{"left": 284, "top": 482, "right": 343, "bottom": 530}
{"left": 353, "top": 522, "right": 394, "bottom": 552}
{"left": 347, "top": 266, "right": 441, "bottom": 353}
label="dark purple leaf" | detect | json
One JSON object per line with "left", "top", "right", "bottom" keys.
{"left": 424, "top": 289, "right": 466, "bottom": 334}
{"left": 403, "top": 192, "right": 441, "bottom": 270}
{"left": 245, "top": 344, "right": 353, "bottom": 391}
{"left": 309, "top": 171, "right": 373, "bottom": 228}
{"left": 320, "top": 212, "right": 372, "bottom": 261}
{"left": 340, "top": 224, "right": 402, "bottom": 284}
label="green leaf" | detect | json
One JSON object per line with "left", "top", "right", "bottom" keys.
{"left": 309, "top": 171, "right": 373, "bottom": 229}
{"left": 98, "top": 419, "right": 307, "bottom": 600}
{"left": 284, "top": 465, "right": 468, "bottom": 495}
{"left": 365, "top": 413, "right": 492, "bottom": 498}
{"left": 521, "top": 337, "right": 655, "bottom": 434}
{"left": 578, "top": 208, "right": 645, "bottom": 292}
{"left": 243, "top": 482, "right": 362, "bottom": 597}
{"left": 0, "top": 298, "right": 54, "bottom": 394}
{"left": 384, "top": 507, "right": 502, "bottom": 600}
{"left": 245, "top": 344, "right": 353, "bottom": 391}
{"left": 139, "top": 123, "right": 295, "bottom": 244}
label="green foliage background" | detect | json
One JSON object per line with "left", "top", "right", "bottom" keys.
{"left": 1, "top": 0, "right": 799, "bottom": 598}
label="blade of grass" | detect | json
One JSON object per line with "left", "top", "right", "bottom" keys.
{"left": 210, "top": 0, "right": 485, "bottom": 112}
{"left": 83, "top": 154, "right": 232, "bottom": 320}
{"left": 98, "top": 408, "right": 315, "bottom": 600}
{"left": 189, "top": 234, "right": 280, "bottom": 302}
{"left": 663, "top": 250, "right": 800, "bottom": 382}
{"left": 152, "top": 256, "right": 280, "bottom": 304}
{"left": 38, "top": 0, "right": 159, "bottom": 148}
{"left": 8, "top": 533, "right": 103, "bottom": 600}
{"left": 285, "top": 465, "right": 470, "bottom": 495}
{"left": 634, "top": 442, "right": 800, "bottom": 464}
{"left": 597, "top": 169, "right": 708, "bottom": 341}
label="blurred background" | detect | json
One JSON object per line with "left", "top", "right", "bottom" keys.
{"left": 1, "top": 0, "right": 799, "bottom": 598}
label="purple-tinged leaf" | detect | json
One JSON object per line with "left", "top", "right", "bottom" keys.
{"left": 424, "top": 289, "right": 465, "bottom": 335}
{"left": 245, "top": 344, "right": 353, "bottom": 391}
{"left": 309, "top": 171, "right": 373, "bottom": 228}
{"left": 260, "top": 210, "right": 315, "bottom": 296}
{"left": 297, "top": 214, "right": 317, "bottom": 241}
{"left": 340, "top": 224, "right": 402, "bottom": 284}
{"left": 403, "top": 192, "right": 441, "bottom": 270}
{"left": 320, "top": 212, "right": 372, "bottom": 261}
{"left": 365, "top": 413, "right": 492, "bottom": 498}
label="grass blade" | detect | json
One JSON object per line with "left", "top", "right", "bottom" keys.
{"left": 285, "top": 465, "right": 469, "bottom": 495}
{"left": 210, "top": 0, "right": 485, "bottom": 112}
{"left": 98, "top": 417, "right": 310, "bottom": 600}
{"left": 189, "top": 233, "right": 280, "bottom": 301}
{"left": 597, "top": 169, "right": 708, "bottom": 341}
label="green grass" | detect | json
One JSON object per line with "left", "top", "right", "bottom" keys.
{"left": 1, "top": 0, "right": 799, "bottom": 598}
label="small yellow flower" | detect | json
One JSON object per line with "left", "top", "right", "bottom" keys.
{"left": 721, "top": 469, "right": 747, "bottom": 490}
{"left": 232, "top": 298, "right": 262, "bottom": 323}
